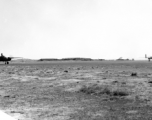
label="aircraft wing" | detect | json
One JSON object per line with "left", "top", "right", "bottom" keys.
{"left": 9, "top": 57, "right": 22, "bottom": 58}
{"left": 8, "top": 57, "right": 23, "bottom": 60}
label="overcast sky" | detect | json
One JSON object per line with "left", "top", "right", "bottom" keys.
{"left": 0, "top": 0, "right": 152, "bottom": 59}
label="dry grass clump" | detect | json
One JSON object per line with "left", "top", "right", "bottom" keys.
{"left": 112, "top": 88, "right": 129, "bottom": 97}
{"left": 79, "top": 84, "right": 129, "bottom": 97}
{"left": 64, "top": 70, "right": 68, "bottom": 73}
{"left": 79, "top": 84, "right": 110, "bottom": 95}
{"left": 148, "top": 80, "right": 152, "bottom": 84}
{"left": 131, "top": 72, "right": 137, "bottom": 77}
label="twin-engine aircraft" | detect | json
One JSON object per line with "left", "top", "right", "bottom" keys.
{"left": 0, "top": 53, "right": 21, "bottom": 64}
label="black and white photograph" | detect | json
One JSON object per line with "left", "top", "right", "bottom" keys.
{"left": 0, "top": 0, "right": 152, "bottom": 119}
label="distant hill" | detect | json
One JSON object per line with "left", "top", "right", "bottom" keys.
{"left": 38, "top": 58, "right": 59, "bottom": 61}
{"left": 61, "top": 57, "right": 93, "bottom": 61}
{"left": 38, "top": 58, "right": 105, "bottom": 61}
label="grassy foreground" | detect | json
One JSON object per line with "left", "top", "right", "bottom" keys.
{"left": 0, "top": 61, "right": 152, "bottom": 119}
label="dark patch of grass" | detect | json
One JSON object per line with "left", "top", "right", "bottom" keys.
{"left": 131, "top": 72, "right": 137, "bottom": 77}
{"left": 64, "top": 70, "right": 68, "bottom": 73}
{"left": 78, "top": 84, "right": 129, "bottom": 97}
{"left": 148, "top": 81, "right": 152, "bottom": 83}
{"left": 112, "top": 90, "right": 129, "bottom": 96}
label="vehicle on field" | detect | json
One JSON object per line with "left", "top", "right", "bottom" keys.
{"left": 145, "top": 54, "right": 152, "bottom": 62}
{"left": 0, "top": 53, "right": 21, "bottom": 64}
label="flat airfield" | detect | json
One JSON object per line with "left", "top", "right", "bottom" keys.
{"left": 0, "top": 61, "right": 152, "bottom": 120}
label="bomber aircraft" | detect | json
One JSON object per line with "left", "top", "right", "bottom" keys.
{"left": 145, "top": 54, "right": 152, "bottom": 62}
{"left": 0, "top": 53, "right": 21, "bottom": 64}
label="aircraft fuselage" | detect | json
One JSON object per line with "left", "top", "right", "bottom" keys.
{"left": 0, "top": 56, "right": 12, "bottom": 64}
{"left": 148, "top": 57, "right": 152, "bottom": 62}
{"left": 145, "top": 54, "right": 152, "bottom": 62}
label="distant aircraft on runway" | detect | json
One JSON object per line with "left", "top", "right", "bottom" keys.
{"left": 145, "top": 54, "right": 152, "bottom": 62}
{"left": 0, "top": 53, "right": 21, "bottom": 64}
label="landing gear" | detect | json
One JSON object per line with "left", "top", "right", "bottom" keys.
{"left": 5, "top": 61, "right": 9, "bottom": 64}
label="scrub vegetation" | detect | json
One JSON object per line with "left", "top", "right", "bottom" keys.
{"left": 0, "top": 61, "right": 152, "bottom": 120}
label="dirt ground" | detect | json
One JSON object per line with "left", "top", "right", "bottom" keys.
{"left": 0, "top": 61, "right": 152, "bottom": 120}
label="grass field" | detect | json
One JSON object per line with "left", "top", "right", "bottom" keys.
{"left": 0, "top": 61, "right": 152, "bottom": 120}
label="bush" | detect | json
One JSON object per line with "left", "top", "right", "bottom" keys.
{"left": 112, "top": 89, "right": 129, "bottom": 96}
{"left": 79, "top": 84, "right": 129, "bottom": 97}
{"left": 131, "top": 72, "right": 137, "bottom": 76}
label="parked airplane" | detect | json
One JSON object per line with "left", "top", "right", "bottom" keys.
{"left": 0, "top": 53, "right": 21, "bottom": 64}
{"left": 145, "top": 54, "right": 152, "bottom": 62}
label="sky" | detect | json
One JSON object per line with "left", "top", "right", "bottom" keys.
{"left": 0, "top": 0, "right": 152, "bottom": 60}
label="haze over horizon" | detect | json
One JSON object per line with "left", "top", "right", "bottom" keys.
{"left": 1, "top": 0, "right": 152, "bottom": 60}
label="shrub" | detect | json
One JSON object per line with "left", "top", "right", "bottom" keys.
{"left": 79, "top": 84, "right": 129, "bottom": 97}
{"left": 131, "top": 72, "right": 137, "bottom": 76}
{"left": 112, "top": 89, "right": 129, "bottom": 96}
